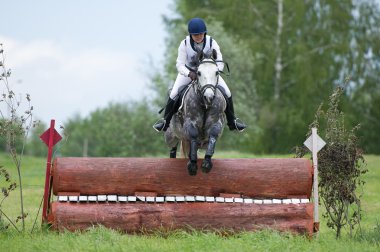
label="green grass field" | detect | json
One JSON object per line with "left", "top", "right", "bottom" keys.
{"left": 1, "top": 152, "right": 379, "bottom": 251}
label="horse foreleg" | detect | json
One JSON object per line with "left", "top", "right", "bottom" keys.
{"left": 202, "top": 123, "right": 222, "bottom": 173}
{"left": 186, "top": 124, "right": 198, "bottom": 176}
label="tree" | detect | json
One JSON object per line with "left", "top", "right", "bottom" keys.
{"left": 155, "top": 0, "right": 380, "bottom": 153}
{"left": 61, "top": 101, "right": 165, "bottom": 157}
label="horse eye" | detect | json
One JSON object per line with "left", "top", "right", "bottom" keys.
{"left": 198, "top": 72, "right": 201, "bottom": 76}
{"left": 216, "top": 72, "right": 219, "bottom": 76}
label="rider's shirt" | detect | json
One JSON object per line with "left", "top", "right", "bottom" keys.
{"left": 176, "top": 35, "right": 224, "bottom": 77}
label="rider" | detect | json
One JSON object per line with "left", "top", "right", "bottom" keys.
{"left": 153, "top": 17, "right": 247, "bottom": 132}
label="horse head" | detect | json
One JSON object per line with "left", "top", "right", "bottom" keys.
{"left": 196, "top": 50, "right": 219, "bottom": 106}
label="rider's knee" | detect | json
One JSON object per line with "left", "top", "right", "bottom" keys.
{"left": 218, "top": 77, "right": 231, "bottom": 97}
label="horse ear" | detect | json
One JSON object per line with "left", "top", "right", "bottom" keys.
{"left": 212, "top": 49, "right": 217, "bottom": 60}
{"left": 198, "top": 51, "right": 204, "bottom": 61}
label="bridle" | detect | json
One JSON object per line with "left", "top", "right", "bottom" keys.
{"left": 195, "top": 59, "right": 220, "bottom": 97}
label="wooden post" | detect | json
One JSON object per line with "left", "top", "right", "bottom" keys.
{"left": 304, "top": 127, "right": 325, "bottom": 233}
{"left": 312, "top": 128, "right": 320, "bottom": 233}
{"left": 41, "top": 120, "right": 55, "bottom": 222}
{"left": 40, "top": 119, "right": 62, "bottom": 223}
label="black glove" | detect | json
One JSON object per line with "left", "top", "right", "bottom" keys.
{"left": 188, "top": 71, "right": 197, "bottom": 81}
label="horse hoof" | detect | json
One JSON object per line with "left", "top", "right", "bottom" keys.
{"left": 202, "top": 158, "right": 213, "bottom": 173}
{"left": 187, "top": 161, "right": 198, "bottom": 176}
{"left": 169, "top": 151, "right": 176, "bottom": 158}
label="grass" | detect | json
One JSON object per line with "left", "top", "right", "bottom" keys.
{"left": 1, "top": 151, "right": 379, "bottom": 251}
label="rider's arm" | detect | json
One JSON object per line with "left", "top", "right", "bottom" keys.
{"left": 212, "top": 39, "right": 225, "bottom": 72}
{"left": 176, "top": 40, "right": 190, "bottom": 77}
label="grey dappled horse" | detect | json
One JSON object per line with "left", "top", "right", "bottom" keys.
{"left": 165, "top": 50, "right": 226, "bottom": 176}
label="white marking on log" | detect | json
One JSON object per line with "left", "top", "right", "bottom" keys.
{"left": 69, "top": 196, "right": 78, "bottom": 202}
{"left": 282, "top": 199, "right": 291, "bottom": 204}
{"left": 79, "top": 196, "right": 88, "bottom": 202}
{"left": 206, "top": 196, "right": 215, "bottom": 202}
{"left": 291, "top": 199, "right": 301, "bottom": 204}
{"left": 244, "top": 198, "right": 253, "bottom": 204}
{"left": 58, "top": 196, "right": 68, "bottom": 202}
{"left": 146, "top": 196, "right": 155, "bottom": 202}
{"left": 165, "top": 196, "right": 175, "bottom": 202}
{"left": 253, "top": 199, "right": 263, "bottom": 204}
{"left": 97, "top": 195, "right": 107, "bottom": 202}
{"left": 225, "top": 198, "right": 234, "bottom": 203}
{"left": 88, "top": 196, "right": 97, "bottom": 202}
{"left": 118, "top": 196, "right": 127, "bottom": 202}
{"left": 301, "top": 199, "right": 310, "bottom": 203}
{"left": 185, "top": 196, "right": 195, "bottom": 202}
{"left": 127, "top": 196, "right": 136, "bottom": 202}
{"left": 175, "top": 196, "right": 185, "bottom": 202}
{"left": 55, "top": 195, "right": 308, "bottom": 205}
{"left": 195, "top": 196, "right": 205, "bottom": 201}
{"left": 234, "top": 198, "right": 244, "bottom": 203}
{"left": 156, "top": 197, "right": 165, "bottom": 203}
{"left": 107, "top": 195, "right": 117, "bottom": 202}
{"left": 215, "top": 197, "right": 225, "bottom": 203}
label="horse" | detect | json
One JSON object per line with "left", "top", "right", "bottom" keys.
{"left": 165, "top": 50, "right": 227, "bottom": 176}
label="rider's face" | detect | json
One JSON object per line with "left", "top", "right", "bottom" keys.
{"left": 191, "top": 33, "right": 205, "bottom": 43}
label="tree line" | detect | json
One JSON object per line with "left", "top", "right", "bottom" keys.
{"left": 4, "top": 0, "right": 379, "bottom": 157}
{"left": 152, "top": 0, "right": 380, "bottom": 154}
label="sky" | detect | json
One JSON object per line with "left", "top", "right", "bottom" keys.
{"left": 1, "top": 0, "right": 173, "bottom": 127}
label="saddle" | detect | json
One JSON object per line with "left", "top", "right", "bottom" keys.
{"left": 177, "top": 84, "right": 192, "bottom": 112}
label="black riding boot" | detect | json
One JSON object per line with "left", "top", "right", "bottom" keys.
{"left": 225, "top": 96, "right": 247, "bottom": 132}
{"left": 153, "top": 98, "right": 178, "bottom": 132}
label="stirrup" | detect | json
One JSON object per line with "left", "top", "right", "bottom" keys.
{"left": 234, "top": 118, "right": 246, "bottom": 132}
{"left": 153, "top": 119, "right": 166, "bottom": 132}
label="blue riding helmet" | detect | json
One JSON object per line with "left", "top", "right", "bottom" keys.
{"left": 188, "top": 18, "right": 207, "bottom": 34}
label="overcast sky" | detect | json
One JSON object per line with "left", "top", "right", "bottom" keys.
{"left": 1, "top": 0, "right": 173, "bottom": 127}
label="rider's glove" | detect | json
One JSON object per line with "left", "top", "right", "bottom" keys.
{"left": 188, "top": 71, "right": 197, "bottom": 81}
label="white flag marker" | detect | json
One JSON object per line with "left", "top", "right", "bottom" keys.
{"left": 303, "top": 128, "right": 326, "bottom": 234}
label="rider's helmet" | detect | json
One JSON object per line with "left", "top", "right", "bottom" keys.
{"left": 188, "top": 18, "right": 207, "bottom": 34}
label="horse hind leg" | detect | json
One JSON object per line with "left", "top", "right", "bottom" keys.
{"left": 169, "top": 143, "right": 178, "bottom": 158}
{"left": 164, "top": 129, "right": 179, "bottom": 159}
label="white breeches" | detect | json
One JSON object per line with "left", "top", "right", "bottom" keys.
{"left": 169, "top": 73, "right": 231, "bottom": 99}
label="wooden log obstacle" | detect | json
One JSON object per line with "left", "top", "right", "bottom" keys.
{"left": 45, "top": 157, "right": 315, "bottom": 235}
